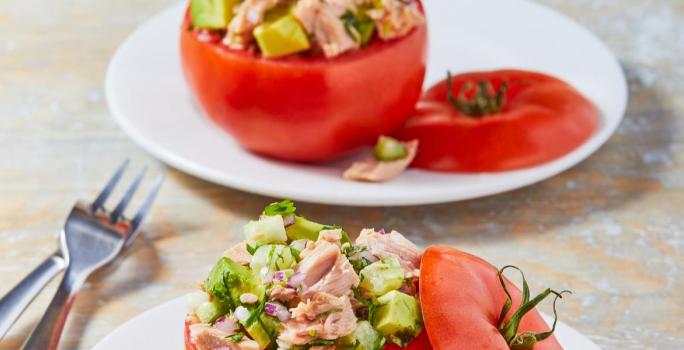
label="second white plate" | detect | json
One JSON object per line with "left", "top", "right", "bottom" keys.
{"left": 106, "top": 0, "right": 627, "bottom": 206}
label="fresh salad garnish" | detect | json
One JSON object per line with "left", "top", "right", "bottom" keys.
{"left": 188, "top": 0, "right": 425, "bottom": 58}
{"left": 184, "top": 201, "right": 569, "bottom": 350}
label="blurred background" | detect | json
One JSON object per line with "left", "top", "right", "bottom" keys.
{"left": 1, "top": 0, "right": 683, "bottom": 349}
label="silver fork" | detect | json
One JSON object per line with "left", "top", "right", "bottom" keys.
{"left": 0, "top": 160, "right": 163, "bottom": 350}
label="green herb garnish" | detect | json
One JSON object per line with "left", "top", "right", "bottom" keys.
{"left": 225, "top": 333, "right": 245, "bottom": 342}
{"left": 264, "top": 199, "right": 296, "bottom": 216}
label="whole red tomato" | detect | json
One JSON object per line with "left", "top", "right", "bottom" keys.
{"left": 396, "top": 70, "right": 599, "bottom": 172}
{"left": 180, "top": 9, "right": 428, "bottom": 162}
{"left": 420, "top": 246, "right": 565, "bottom": 350}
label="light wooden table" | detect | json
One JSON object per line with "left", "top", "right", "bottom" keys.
{"left": 1, "top": 1, "right": 682, "bottom": 349}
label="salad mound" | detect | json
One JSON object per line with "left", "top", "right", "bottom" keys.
{"left": 185, "top": 200, "right": 424, "bottom": 350}
{"left": 188, "top": 0, "right": 425, "bottom": 58}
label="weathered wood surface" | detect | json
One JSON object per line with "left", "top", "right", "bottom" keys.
{"left": 0, "top": 0, "right": 682, "bottom": 349}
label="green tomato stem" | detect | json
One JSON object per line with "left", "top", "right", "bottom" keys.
{"left": 496, "top": 265, "right": 571, "bottom": 350}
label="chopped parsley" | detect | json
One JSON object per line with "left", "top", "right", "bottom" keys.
{"left": 225, "top": 333, "right": 245, "bottom": 342}
{"left": 264, "top": 199, "right": 296, "bottom": 216}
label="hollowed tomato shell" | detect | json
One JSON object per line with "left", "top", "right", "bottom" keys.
{"left": 180, "top": 9, "right": 428, "bottom": 162}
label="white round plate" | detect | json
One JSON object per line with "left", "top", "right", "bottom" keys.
{"left": 93, "top": 296, "right": 602, "bottom": 350}
{"left": 106, "top": 0, "right": 627, "bottom": 206}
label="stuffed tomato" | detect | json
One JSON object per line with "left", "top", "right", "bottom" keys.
{"left": 180, "top": 0, "right": 428, "bottom": 162}
{"left": 184, "top": 200, "right": 567, "bottom": 350}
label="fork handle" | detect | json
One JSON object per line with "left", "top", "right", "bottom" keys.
{"left": 0, "top": 253, "right": 66, "bottom": 340}
{"left": 20, "top": 265, "right": 87, "bottom": 350}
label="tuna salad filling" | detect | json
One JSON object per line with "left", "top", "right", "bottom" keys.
{"left": 185, "top": 200, "right": 424, "bottom": 350}
{"left": 188, "top": 0, "right": 425, "bottom": 58}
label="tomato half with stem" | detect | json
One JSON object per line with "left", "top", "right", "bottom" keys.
{"left": 180, "top": 8, "right": 427, "bottom": 162}
{"left": 395, "top": 70, "right": 599, "bottom": 172}
{"left": 420, "top": 246, "right": 567, "bottom": 350}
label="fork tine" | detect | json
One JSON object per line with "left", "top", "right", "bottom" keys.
{"left": 124, "top": 174, "right": 165, "bottom": 248}
{"left": 109, "top": 167, "right": 147, "bottom": 224}
{"left": 91, "top": 159, "right": 130, "bottom": 212}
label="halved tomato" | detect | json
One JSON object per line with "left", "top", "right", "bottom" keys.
{"left": 180, "top": 7, "right": 428, "bottom": 162}
{"left": 396, "top": 70, "right": 599, "bottom": 172}
{"left": 419, "top": 246, "right": 564, "bottom": 350}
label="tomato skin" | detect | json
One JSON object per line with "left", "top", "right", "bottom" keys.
{"left": 419, "top": 246, "right": 562, "bottom": 350}
{"left": 184, "top": 319, "right": 197, "bottom": 350}
{"left": 180, "top": 9, "right": 427, "bottom": 162}
{"left": 384, "top": 330, "right": 433, "bottom": 350}
{"left": 396, "top": 70, "right": 599, "bottom": 172}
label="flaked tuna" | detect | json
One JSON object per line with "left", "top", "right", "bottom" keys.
{"left": 367, "top": 0, "right": 425, "bottom": 40}
{"left": 293, "top": 0, "right": 360, "bottom": 57}
{"left": 343, "top": 140, "right": 418, "bottom": 182}
{"left": 356, "top": 228, "right": 422, "bottom": 276}
{"left": 225, "top": 0, "right": 281, "bottom": 48}
{"left": 223, "top": 241, "right": 252, "bottom": 266}
{"left": 295, "top": 240, "right": 360, "bottom": 298}
{"left": 278, "top": 292, "right": 357, "bottom": 346}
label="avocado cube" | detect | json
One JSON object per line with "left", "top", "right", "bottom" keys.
{"left": 285, "top": 216, "right": 352, "bottom": 244}
{"left": 253, "top": 15, "right": 310, "bottom": 58}
{"left": 372, "top": 291, "right": 423, "bottom": 347}
{"left": 359, "top": 258, "right": 405, "bottom": 296}
{"left": 195, "top": 300, "right": 226, "bottom": 324}
{"left": 203, "top": 257, "right": 265, "bottom": 307}
{"left": 338, "top": 321, "right": 386, "bottom": 350}
{"left": 190, "top": 0, "right": 240, "bottom": 29}
{"left": 246, "top": 315, "right": 281, "bottom": 349}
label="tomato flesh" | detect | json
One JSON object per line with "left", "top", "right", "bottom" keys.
{"left": 180, "top": 10, "right": 428, "bottom": 162}
{"left": 396, "top": 70, "right": 599, "bottom": 172}
{"left": 184, "top": 319, "right": 197, "bottom": 350}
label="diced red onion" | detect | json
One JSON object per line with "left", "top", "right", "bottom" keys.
{"left": 287, "top": 272, "right": 305, "bottom": 288}
{"left": 264, "top": 302, "right": 279, "bottom": 316}
{"left": 276, "top": 309, "right": 291, "bottom": 322}
{"left": 265, "top": 302, "right": 290, "bottom": 321}
{"left": 378, "top": 228, "right": 386, "bottom": 235}
{"left": 213, "top": 316, "right": 238, "bottom": 333}
{"left": 274, "top": 271, "right": 286, "bottom": 281}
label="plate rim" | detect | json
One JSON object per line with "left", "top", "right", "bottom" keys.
{"left": 105, "top": 0, "right": 628, "bottom": 207}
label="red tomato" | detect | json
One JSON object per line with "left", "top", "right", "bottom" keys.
{"left": 396, "top": 70, "right": 599, "bottom": 172}
{"left": 184, "top": 319, "right": 197, "bottom": 350}
{"left": 384, "top": 329, "right": 432, "bottom": 350}
{"left": 180, "top": 9, "right": 428, "bottom": 162}
{"left": 419, "top": 246, "right": 563, "bottom": 350}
